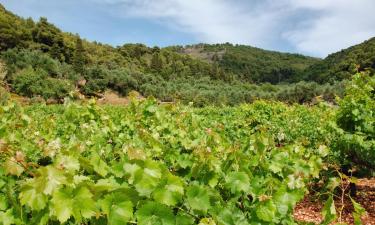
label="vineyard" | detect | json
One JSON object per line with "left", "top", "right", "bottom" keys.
{"left": 0, "top": 73, "right": 374, "bottom": 224}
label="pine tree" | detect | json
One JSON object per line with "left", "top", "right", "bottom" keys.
{"left": 50, "top": 35, "right": 66, "bottom": 62}
{"left": 72, "top": 36, "right": 86, "bottom": 74}
{"left": 151, "top": 52, "right": 163, "bottom": 72}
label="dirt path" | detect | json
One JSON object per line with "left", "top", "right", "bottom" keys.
{"left": 294, "top": 178, "right": 375, "bottom": 224}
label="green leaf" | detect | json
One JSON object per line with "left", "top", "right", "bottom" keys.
{"left": 351, "top": 197, "right": 366, "bottom": 225}
{"left": 0, "top": 194, "right": 8, "bottom": 211}
{"left": 0, "top": 209, "right": 19, "bottom": 225}
{"left": 72, "top": 186, "right": 96, "bottom": 220}
{"left": 198, "top": 218, "right": 217, "bottom": 225}
{"left": 286, "top": 174, "right": 304, "bottom": 189}
{"left": 99, "top": 194, "right": 133, "bottom": 225}
{"left": 153, "top": 175, "right": 184, "bottom": 206}
{"left": 186, "top": 185, "right": 211, "bottom": 213}
{"left": 90, "top": 152, "right": 109, "bottom": 177}
{"left": 255, "top": 200, "right": 276, "bottom": 222}
{"left": 50, "top": 188, "right": 74, "bottom": 223}
{"left": 225, "top": 172, "right": 250, "bottom": 194}
{"left": 109, "top": 201, "right": 133, "bottom": 225}
{"left": 19, "top": 187, "right": 48, "bottom": 211}
{"left": 4, "top": 159, "right": 24, "bottom": 177}
{"left": 176, "top": 212, "right": 195, "bottom": 225}
{"left": 55, "top": 154, "right": 80, "bottom": 172}
{"left": 214, "top": 206, "right": 249, "bottom": 225}
{"left": 94, "top": 177, "right": 121, "bottom": 192}
{"left": 136, "top": 201, "right": 175, "bottom": 225}
{"left": 50, "top": 186, "right": 96, "bottom": 223}
{"left": 322, "top": 196, "right": 336, "bottom": 225}
{"left": 273, "top": 186, "right": 302, "bottom": 216}
{"left": 123, "top": 162, "right": 142, "bottom": 184}
{"left": 133, "top": 161, "right": 163, "bottom": 197}
{"left": 41, "top": 166, "right": 67, "bottom": 195}
{"left": 24, "top": 166, "right": 67, "bottom": 196}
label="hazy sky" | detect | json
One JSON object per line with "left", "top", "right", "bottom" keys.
{"left": 1, "top": 0, "right": 375, "bottom": 57}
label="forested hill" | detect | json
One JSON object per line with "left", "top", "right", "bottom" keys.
{"left": 0, "top": 4, "right": 317, "bottom": 84}
{"left": 303, "top": 37, "right": 375, "bottom": 83}
{"left": 0, "top": 3, "right": 373, "bottom": 105}
{"left": 172, "top": 43, "right": 320, "bottom": 83}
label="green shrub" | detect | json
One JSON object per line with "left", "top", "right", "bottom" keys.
{"left": 334, "top": 72, "right": 375, "bottom": 174}
{"left": 12, "top": 67, "right": 73, "bottom": 99}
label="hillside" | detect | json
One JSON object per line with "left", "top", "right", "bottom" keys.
{"left": 175, "top": 43, "right": 320, "bottom": 83}
{"left": 303, "top": 37, "right": 375, "bottom": 83}
{"left": 0, "top": 3, "right": 370, "bottom": 105}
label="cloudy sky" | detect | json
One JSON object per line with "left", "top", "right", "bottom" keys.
{"left": 1, "top": 0, "right": 375, "bottom": 57}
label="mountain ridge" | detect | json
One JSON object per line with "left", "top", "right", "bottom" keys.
{"left": 0, "top": 4, "right": 373, "bottom": 105}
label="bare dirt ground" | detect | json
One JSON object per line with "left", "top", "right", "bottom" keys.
{"left": 294, "top": 178, "right": 375, "bottom": 224}
{"left": 97, "top": 91, "right": 130, "bottom": 105}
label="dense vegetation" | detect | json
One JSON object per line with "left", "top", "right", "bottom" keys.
{"left": 304, "top": 38, "right": 375, "bottom": 83}
{"left": 2, "top": 4, "right": 372, "bottom": 105}
{"left": 0, "top": 72, "right": 373, "bottom": 224}
{"left": 0, "top": 93, "right": 332, "bottom": 225}
{"left": 0, "top": 2, "right": 374, "bottom": 224}
{"left": 177, "top": 43, "right": 320, "bottom": 84}
{"left": 333, "top": 72, "right": 375, "bottom": 174}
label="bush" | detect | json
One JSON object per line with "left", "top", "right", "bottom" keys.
{"left": 334, "top": 72, "right": 375, "bottom": 174}
{"left": 1, "top": 48, "right": 78, "bottom": 81}
{"left": 12, "top": 67, "right": 73, "bottom": 99}
{"left": 81, "top": 65, "right": 110, "bottom": 95}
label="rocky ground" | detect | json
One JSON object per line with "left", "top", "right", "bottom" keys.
{"left": 294, "top": 178, "right": 375, "bottom": 224}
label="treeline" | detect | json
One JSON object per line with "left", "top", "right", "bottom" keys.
{"left": 175, "top": 43, "right": 320, "bottom": 84}
{"left": 303, "top": 37, "right": 375, "bottom": 83}
{"left": 0, "top": 4, "right": 371, "bottom": 105}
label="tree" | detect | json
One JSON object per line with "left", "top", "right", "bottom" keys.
{"left": 50, "top": 35, "right": 67, "bottom": 62}
{"left": 151, "top": 52, "right": 163, "bottom": 72}
{"left": 0, "top": 7, "right": 31, "bottom": 50}
{"left": 72, "top": 36, "right": 86, "bottom": 74}
{"left": 32, "top": 17, "right": 60, "bottom": 51}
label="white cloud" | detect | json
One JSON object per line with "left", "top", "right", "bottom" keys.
{"left": 284, "top": 0, "right": 375, "bottom": 56}
{"left": 80, "top": 0, "right": 375, "bottom": 56}
{"left": 94, "top": 0, "right": 290, "bottom": 48}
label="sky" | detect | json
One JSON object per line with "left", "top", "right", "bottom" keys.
{"left": 1, "top": 0, "right": 375, "bottom": 58}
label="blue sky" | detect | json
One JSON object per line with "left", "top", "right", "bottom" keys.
{"left": 1, "top": 0, "right": 375, "bottom": 57}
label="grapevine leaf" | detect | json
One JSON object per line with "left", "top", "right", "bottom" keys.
{"left": 55, "top": 155, "right": 80, "bottom": 172}
{"left": 72, "top": 186, "right": 96, "bottom": 221}
{"left": 153, "top": 175, "right": 184, "bottom": 206}
{"left": 321, "top": 196, "right": 336, "bottom": 225}
{"left": 186, "top": 185, "right": 211, "bottom": 213}
{"left": 99, "top": 194, "right": 134, "bottom": 225}
{"left": 255, "top": 200, "right": 276, "bottom": 222}
{"left": 0, "top": 194, "right": 8, "bottom": 211}
{"left": 28, "top": 166, "right": 67, "bottom": 195}
{"left": 273, "top": 186, "right": 303, "bottom": 216}
{"left": 19, "top": 187, "right": 48, "bottom": 211}
{"left": 51, "top": 186, "right": 96, "bottom": 223}
{"left": 176, "top": 211, "right": 195, "bottom": 225}
{"left": 198, "top": 218, "right": 217, "bottom": 225}
{"left": 94, "top": 177, "right": 121, "bottom": 192}
{"left": 225, "top": 172, "right": 250, "bottom": 194}
{"left": 214, "top": 206, "right": 249, "bottom": 225}
{"left": 0, "top": 209, "right": 19, "bottom": 225}
{"left": 50, "top": 188, "right": 74, "bottom": 223}
{"left": 136, "top": 201, "right": 175, "bottom": 225}
{"left": 4, "top": 159, "right": 24, "bottom": 177}
{"left": 109, "top": 201, "right": 133, "bottom": 225}
{"left": 133, "top": 160, "right": 163, "bottom": 197}
{"left": 351, "top": 197, "right": 366, "bottom": 225}
{"left": 90, "top": 152, "right": 109, "bottom": 177}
